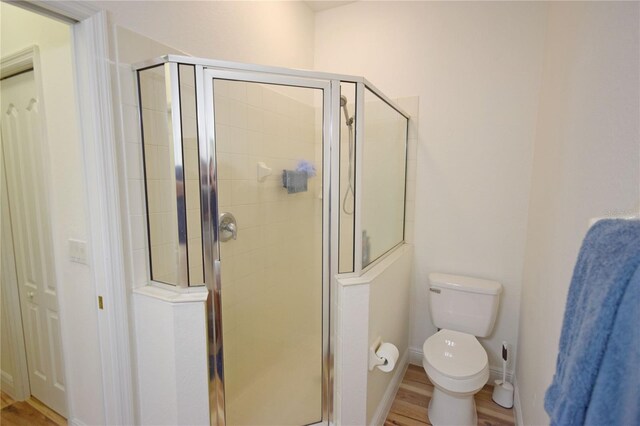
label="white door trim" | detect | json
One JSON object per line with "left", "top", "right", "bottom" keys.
{"left": 0, "top": 46, "right": 37, "bottom": 79}
{"left": 12, "top": 2, "right": 135, "bottom": 424}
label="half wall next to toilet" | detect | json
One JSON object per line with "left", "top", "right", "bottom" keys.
{"left": 335, "top": 245, "right": 413, "bottom": 426}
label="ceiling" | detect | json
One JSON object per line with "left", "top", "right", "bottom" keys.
{"left": 304, "top": 1, "right": 356, "bottom": 12}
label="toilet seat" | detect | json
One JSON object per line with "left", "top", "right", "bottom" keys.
{"left": 422, "top": 329, "right": 489, "bottom": 394}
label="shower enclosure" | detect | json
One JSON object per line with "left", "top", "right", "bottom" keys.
{"left": 134, "top": 56, "right": 409, "bottom": 426}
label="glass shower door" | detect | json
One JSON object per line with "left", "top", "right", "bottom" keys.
{"left": 204, "top": 70, "right": 328, "bottom": 426}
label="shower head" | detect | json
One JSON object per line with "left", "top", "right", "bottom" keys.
{"left": 340, "top": 95, "right": 354, "bottom": 126}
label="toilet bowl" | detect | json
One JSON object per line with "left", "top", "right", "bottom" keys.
{"left": 422, "top": 329, "right": 489, "bottom": 426}
{"left": 423, "top": 273, "right": 501, "bottom": 426}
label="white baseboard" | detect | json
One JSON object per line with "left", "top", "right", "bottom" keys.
{"left": 409, "top": 346, "right": 422, "bottom": 365}
{"left": 1, "top": 370, "right": 14, "bottom": 385}
{"left": 407, "top": 346, "right": 513, "bottom": 383}
{"left": 513, "top": 377, "right": 524, "bottom": 426}
{"left": 1, "top": 371, "right": 15, "bottom": 396}
{"left": 489, "top": 367, "right": 514, "bottom": 384}
{"left": 69, "top": 419, "right": 87, "bottom": 426}
{"left": 370, "top": 349, "right": 409, "bottom": 426}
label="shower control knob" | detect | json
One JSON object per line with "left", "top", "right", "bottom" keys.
{"left": 225, "top": 222, "right": 237, "bottom": 240}
{"left": 219, "top": 212, "right": 238, "bottom": 242}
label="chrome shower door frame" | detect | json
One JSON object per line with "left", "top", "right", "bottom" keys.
{"left": 199, "top": 67, "right": 334, "bottom": 426}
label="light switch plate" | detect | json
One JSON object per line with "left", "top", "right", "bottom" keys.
{"left": 68, "top": 239, "right": 88, "bottom": 264}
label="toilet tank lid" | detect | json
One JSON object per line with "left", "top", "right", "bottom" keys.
{"left": 429, "top": 273, "right": 502, "bottom": 295}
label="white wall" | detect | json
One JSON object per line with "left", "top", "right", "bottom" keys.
{"left": 516, "top": 2, "right": 640, "bottom": 424}
{"left": 315, "top": 2, "right": 548, "bottom": 371}
{"left": 95, "top": 0, "right": 315, "bottom": 70}
{"left": 0, "top": 3, "right": 105, "bottom": 424}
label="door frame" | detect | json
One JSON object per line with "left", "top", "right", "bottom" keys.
{"left": 2, "top": 2, "right": 134, "bottom": 424}
{"left": 201, "top": 68, "right": 333, "bottom": 426}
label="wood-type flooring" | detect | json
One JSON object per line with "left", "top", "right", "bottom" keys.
{"left": 1, "top": 391, "right": 66, "bottom": 426}
{"left": 385, "top": 364, "right": 515, "bottom": 426}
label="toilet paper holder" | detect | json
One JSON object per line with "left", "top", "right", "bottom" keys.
{"left": 368, "top": 337, "right": 399, "bottom": 372}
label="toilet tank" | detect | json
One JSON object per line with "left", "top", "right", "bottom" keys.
{"left": 428, "top": 273, "right": 502, "bottom": 337}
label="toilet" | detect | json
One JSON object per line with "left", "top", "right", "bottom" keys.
{"left": 422, "top": 273, "right": 502, "bottom": 426}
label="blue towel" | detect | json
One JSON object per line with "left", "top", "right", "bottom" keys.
{"left": 545, "top": 219, "right": 640, "bottom": 426}
{"left": 585, "top": 266, "right": 640, "bottom": 425}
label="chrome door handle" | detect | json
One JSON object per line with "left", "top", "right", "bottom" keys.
{"left": 219, "top": 212, "right": 237, "bottom": 242}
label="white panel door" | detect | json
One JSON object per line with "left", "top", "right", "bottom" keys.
{"left": 1, "top": 70, "right": 67, "bottom": 416}
{"left": 1, "top": 137, "right": 30, "bottom": 400}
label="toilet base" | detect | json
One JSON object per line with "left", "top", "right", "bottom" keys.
{"left": 427, "top": 386, "right": 478, "bottom": 426}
